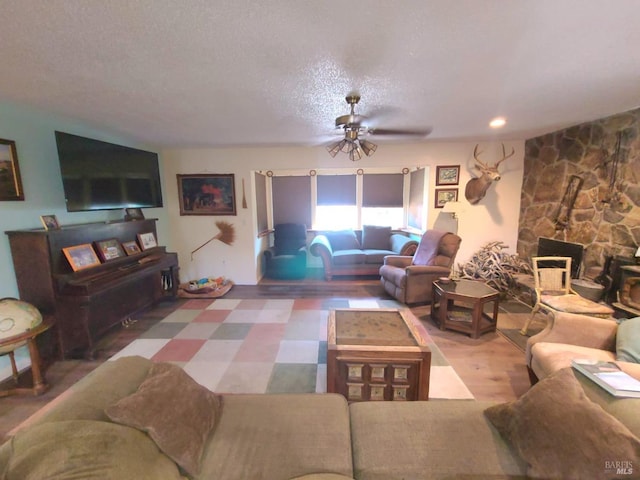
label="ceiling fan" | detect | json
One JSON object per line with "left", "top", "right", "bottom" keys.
{"left": 326, "top": 94, "right": 433, "bottom": 161}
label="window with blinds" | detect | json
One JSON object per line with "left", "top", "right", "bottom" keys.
{"left": 362, "top": 173, "right": 404, "bottom": 227}
{"left": 408, "top": 168, "right": 426, "bottom": 230}
{"left": 271, "top": 176, "right": 311, "bottom": 228}
{"left": 267, "top": 168, "right": 426, "bottom": 231}
{"left": 316, "top": 174, "right": 357, "bottom": 230}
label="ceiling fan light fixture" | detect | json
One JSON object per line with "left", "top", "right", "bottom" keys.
{"left": 359, "top": 139, "right": 377, "bottom": 156}
{"left": 327, "top": 93, "right": 429, "bottom": 160}
{"left": 349, "top": 145, "right": 363, "bottom": 162}
{"left": 341, "top": 139, "right": 355, "bottom": 153}
{"left": 326, "top": 140, "right": 344, "bottom": 157}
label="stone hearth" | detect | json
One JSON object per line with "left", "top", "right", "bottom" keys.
{"left": 517, "top": 107, "right": 640, "bottom": 276}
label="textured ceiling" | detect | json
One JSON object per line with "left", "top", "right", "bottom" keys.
{"left": 1, "top": 0, "right": 639, "bottom": 148}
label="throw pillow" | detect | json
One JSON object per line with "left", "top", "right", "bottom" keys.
{"left": 326, "top": 230, "right": 361, "bottom": 251}
{"left": 361, "top": 225, "right": 391, "bottom": 250}
{"left": 617, "top": 316, "right": 640, "bottom": 363}
{"left": 4, "top": 420, "right": 185, "bottom": 480}
{"left": 484, "top": 367, "right": 640, "bottom": 479}
{"left": 105, "top": 362, "right": 222, "bottom": 477}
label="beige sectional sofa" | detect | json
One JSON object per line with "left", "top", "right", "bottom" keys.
{"left": 2, "top": 355, "right": 639, "bottom": 479}
{"left": 526, "top": 311, "right": 640, "bottom": 383}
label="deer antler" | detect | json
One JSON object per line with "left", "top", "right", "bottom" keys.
{"left": 473, "top": 144, "right": 489, "bottom": 169}
{"left": 495, "top": 144, "right": 515, "bottom": 168}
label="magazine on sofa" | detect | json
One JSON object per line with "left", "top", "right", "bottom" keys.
{"left": 571, "top": 359, "right": 640, "bottom": 398}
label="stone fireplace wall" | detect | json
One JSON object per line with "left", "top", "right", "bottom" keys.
{"left": 517, "top": 107, "right": 640, "bottom": 277}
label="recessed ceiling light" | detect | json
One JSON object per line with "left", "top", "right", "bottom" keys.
{"left": 489, "top": 117, "right": 506, "bottom": 128}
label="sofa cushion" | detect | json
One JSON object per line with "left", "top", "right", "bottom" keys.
{"left": 105, "top": 362, "right": 221, "bottom": 477}
{"left": 332, "top": 250, "right": 365, "bottom": 265}
{"left": 3, "top": 420, "right": 184, "bottom": 480}
{"left": 363, "top": 249, "right": 394, "bottom": 264}
{"left": 326, "top": 230, "right": 360, "bottom": 251}
{"left": 530, "top": 341, "right": 616, "bottom": 378}
{"left": 484, "top": 367, "right": 640, "bottom": 479}
{"left": 617, "top": 316, "right": 640, "bottom": 363}
{"left": 198, "top": 393, "right": 353, "bottom": 480}
{"left": 350, "top": 400, "right": 526, "bottom": 480}
{"left": 361, "top": 225, "right": 390, "bottom": 250}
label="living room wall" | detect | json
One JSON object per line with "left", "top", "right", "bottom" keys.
{"left": 0, "top": 101, "right": 170, "bottom": 298}
{"left": 0, "top": 99, "right": 526, "bottom": 291}
{"left": 162, "top": 140, "right": 525, "bottom": 285}
{"left": 517, "top": 107, "right": 640, "bottom": 276}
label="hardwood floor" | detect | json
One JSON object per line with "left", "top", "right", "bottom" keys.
{"left": 0, "top": 278, "right": 533, "bottom": 442}
{"left": 414, "top": 304, "right": 531, "bottom": 402}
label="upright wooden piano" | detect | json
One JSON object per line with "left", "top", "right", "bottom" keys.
{"left": 6, "top": 219, "right": 179, "bottom": 358}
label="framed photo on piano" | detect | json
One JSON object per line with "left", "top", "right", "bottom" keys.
{"left": 94, "top": 238, "right": 126, "bottom": 262}
{"left": 137, "top": 232, "right": 157, "bottom": 251}
{"left": 62, "top": 244, "right": 102, "bottom": 272}
{"left": 122, "top": 240, "right": 142, "bottom": 256}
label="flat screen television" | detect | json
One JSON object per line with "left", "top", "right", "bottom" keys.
{"left": 55, "top": 131, "right": 163, "bottom": 212}
{"left": 536, "top": 237, "right": 584, "bottom": 279}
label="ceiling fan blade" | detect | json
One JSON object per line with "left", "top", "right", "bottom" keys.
{"left": 360, "top": 105, "right": 403, "bottom": 126}
{"left": 367, "top": 127, "right": 433, "bottom": 137}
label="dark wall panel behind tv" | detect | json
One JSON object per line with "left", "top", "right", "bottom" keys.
{"left": 55, "top": 131, "right": 163, "bottom": 212}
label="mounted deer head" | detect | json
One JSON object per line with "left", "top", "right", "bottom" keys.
{"left": 464, "top": 143, "right": 515, "bottom": 205}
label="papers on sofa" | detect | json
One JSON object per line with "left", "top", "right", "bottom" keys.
{"left": 571, "top": 359, "right": 640, "bottom": 398}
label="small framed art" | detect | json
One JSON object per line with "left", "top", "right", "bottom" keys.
{"left": 62, "top": 244, "right": 101, "bottom": 272}
{"left": 124, "top": 207, "right": 145, "bottom": 221}
{"left": 0, "top": 138, "right": 25, "bottom": 201}
{"left": 137, "top": 232, "right": 158, "bottom": 251}
{"left": 436, "top": 165, "right": 460, "bottom": 186}
{"left": 122, "top": 240, "right": 142, "bottom": 256}
{"left": 94, "top": 238, "right": 126, "bottom": 262}
{"left": 177, "top": 173, "right": 237, "bottom": 216}
{"left": 435, "top": 188, "right": 459, "bottom": 208}
{"left": 40, "top": 214, "right": 60, "bottom": 230}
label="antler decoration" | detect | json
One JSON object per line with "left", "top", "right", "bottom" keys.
{"left": 191, "top": 221, "right": 236, "bottom": 260}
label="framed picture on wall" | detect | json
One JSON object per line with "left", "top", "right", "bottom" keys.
{"left": 0, "top": 138, "right": 25, "bottom": 201}
{"left": 177, "top": 174, "right": 237, "bottom": 216}
{"left": 436, "top": 165, "right": 460, "bottom": 186}
{"left": 435, "top": 188, "right": 459, "bottom": 208}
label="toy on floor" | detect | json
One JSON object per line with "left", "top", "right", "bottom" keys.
{"left": 178, "top": 276, "right": 233, "bottom": 298}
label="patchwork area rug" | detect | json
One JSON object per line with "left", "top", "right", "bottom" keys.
{"left": 110, "top": 297, "right": 474, "bottom": 400}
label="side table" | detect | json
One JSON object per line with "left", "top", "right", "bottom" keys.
{"left": 431, "top": 279, "right": 500, "bottom": 339}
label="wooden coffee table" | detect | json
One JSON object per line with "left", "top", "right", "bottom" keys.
{"left": 431, "top": 279, "right": 500, "bottom": 339}
{"left": 327, "top": 308, "right": 431, "bottom": 402}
